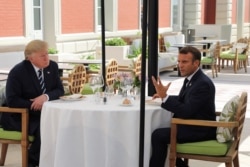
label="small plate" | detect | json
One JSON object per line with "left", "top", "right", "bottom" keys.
{"left": 145, "top": 99, "right": 161, "bottom": 106}
{"left": 60, "top": 94, "right": 86, "bottom": 101}
{"left": 119, "top": 103, "right": 133, "bottom": 107}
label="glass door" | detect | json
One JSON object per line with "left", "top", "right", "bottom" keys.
{"left": 32, "top": 0, "right": 43, "bottom": 39}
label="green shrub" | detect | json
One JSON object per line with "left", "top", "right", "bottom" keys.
{"left": 105, "top": 38, "right": 127, "bottom": 46}
{"left": 48, "top": 48, "right": 58, "bottom": 54}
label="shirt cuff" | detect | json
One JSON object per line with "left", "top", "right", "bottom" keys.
{"left": 44, "top": 94, "right": 49, "bottom": 101}
{"left": 162, "top": 95, "right": 169, "bottom": 103}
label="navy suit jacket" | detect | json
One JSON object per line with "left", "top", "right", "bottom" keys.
{"left": 162, "top": 69, "right": 216, "bottom": 143}
{"left": 1, "top": 60, "right": 64, "bottom": 134}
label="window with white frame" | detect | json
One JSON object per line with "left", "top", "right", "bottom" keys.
{"left": 171, "top": 0, "right": 182, "bottom": 31}
{"left": 33, "top": 0, "right": 42, "bottom": 30}
{"left": 96, "top": 0, "right": 102, "bottom": 31}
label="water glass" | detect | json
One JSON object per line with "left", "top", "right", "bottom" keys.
{"left": 105, "top": 85, "right": 114, "bottom": 99}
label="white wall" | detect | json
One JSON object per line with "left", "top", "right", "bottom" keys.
{"left": 0, "top": 52, "right": 24, "bottom": 69}
{"left": 188, "top": 24, "right": 232, "bottom": 44}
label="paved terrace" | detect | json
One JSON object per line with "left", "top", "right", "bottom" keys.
{"left": 1, "top": 65, "right": 250, "bottom": 167}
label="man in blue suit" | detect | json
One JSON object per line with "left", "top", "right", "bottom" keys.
{"left": 1, "top": 40, "right": 64, "bottom": 167}
{"left": 150, "top": 46, "right": 216, "bottom": 167}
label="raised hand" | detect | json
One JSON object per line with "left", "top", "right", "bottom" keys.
{"left": 151, "top": 76, "right": 171, "bottom": 100}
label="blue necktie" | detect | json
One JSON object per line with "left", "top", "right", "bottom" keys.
{"left": 38, "top": 69, "right": 46, "bottom": 94}
{"left": 179, "top": 78, "right": 189, "bottom": 96}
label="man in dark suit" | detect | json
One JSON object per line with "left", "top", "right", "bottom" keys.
{"left": 150, "top": 46, "right": 216, "bottom": 167}
{"left": 1, "top": 40, "right": 64, "bottom": 167}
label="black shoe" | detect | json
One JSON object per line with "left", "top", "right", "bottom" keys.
{"left": 28, "top": 163, "right": 36, "bottom": 167}
{"left": 28, "top": 155, "right": 39, "bottom": 166}
{"left": 176, "top": 158, "right": 189, "bottom": 167}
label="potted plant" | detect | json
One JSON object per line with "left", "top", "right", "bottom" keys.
{"left": 105, "top": 38, "right": 127, "bottom": 46}
{"left": 48, "top": 48, "right": 59, "bottom": 62}
{"left": 48, "top": 48, "right": 58, "bottom": 54}
{"left": 96, "top": 38, "right": 131, "bottom": 67}
{"left": 164, "top": 41, "right": 171, "bottom": 51}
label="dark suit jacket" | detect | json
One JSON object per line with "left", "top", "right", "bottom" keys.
{"left": 161, "top": 69, "right": 216, "bottom": 143}
{"left": 1, "top": 60, "right": 64, "bottom": 134}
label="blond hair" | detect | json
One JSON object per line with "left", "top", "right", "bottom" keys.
{"left": 24, "top": 40, "right": 48, "bottom": 60}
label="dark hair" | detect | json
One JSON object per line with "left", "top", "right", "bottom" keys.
{"left": 179, "top": 46, "right": 201, "bottom": 62}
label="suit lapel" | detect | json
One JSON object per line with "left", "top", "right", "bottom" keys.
{"left": 178, "top": 69, "right": 202, "bottom": 99}
{"left": 25, "top": 61, "right": 43, "bottom": 94}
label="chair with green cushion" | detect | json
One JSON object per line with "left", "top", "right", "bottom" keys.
{"left": 82, "top": 59, "right": 118, "bottom": 95}
{"left": 200, "top": 42, "right": 220, "bottom": 78}
{"left": 218, "top": 37, "right": 249, "bottom": 73}
{"left": 0, "top": 107, "right": 34, "bottom": 167}
{"left": 81, "top": 83, "right": 95, "bottom": 95}
{"left": 169, "top": 92, "right": 248, "bottom": 167}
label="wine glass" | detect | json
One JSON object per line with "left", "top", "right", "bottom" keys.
{"left": 95, "top": 74, "right": 104, "bottom": 92}
{"left": 105, "top": 85, "right": 114, "bottom": 98}
{"left": 119, "top": 78, "right": 133, "bottom": 97}
{"left": 88, "top": 76, "right": 98, "bottom": 93}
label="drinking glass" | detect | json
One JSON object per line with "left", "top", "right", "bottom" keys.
{"left": 95, "top": 74, "right": 104, "bottom": 92}
{"left": 119, "top": 78, "right": 133, "bottom": 97}
{"left": 88, "top": 76, "right": 98, "bottom": 93}
{"left": 105, "top": 85, "right": 114, "bottom": 98}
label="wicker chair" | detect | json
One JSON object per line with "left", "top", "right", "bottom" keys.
{"left": 106, "top": 59, "right": 118, "bottom": 86}
{"left": 218, "top": 37, "right": 249, "bottom": 73}
{"left": 61, "top": 64, "right": 87, "bottom": 94}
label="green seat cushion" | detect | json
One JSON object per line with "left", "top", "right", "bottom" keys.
{"left": 238, "top": 54, "right": 248, "bottom": 60}
{"left": 177, "top": 140, "right": 232, "bottom": 156}
{"left": 82, "top": 83, "right": 94, "bottom": 95}
{"left": 220, "top": 50, "right": 247, "bottom": 59}
{"left": 0, "top": 128, "right": 34, "bottom": 142}
{"left": 201, "top": 57, "right": 213, "bottom": 64}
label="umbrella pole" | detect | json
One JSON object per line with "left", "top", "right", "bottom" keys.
{"left": 139, "top": 0, "right": 149, "bottom": 166}
{"left": 101, "top": 0, "right": 106, "bottom": 90}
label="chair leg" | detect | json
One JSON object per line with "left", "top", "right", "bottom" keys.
{"left": 233, "top": 60, "right": 238, "bottom": 73}
{"left": 21, "top": 142, "right": 28, "bottom": 167}
{"left": 243, "top": 60, "right": 247, "bottom": 72}
{"left": 169, "top": 157, "right": 176, "bottom": 167}
{"left": 218, "top": 59, "right": 221, "bottom": 72}
{"left": 233, "top": 154, "right": 240, "bottom": 167}
{"left": 215, "top": 64, "right": 218, "bottom": 77}
{"left": 211, "top": 65, "right": 215, "bottom": 78}
{"left": 0, "top": 143, "right": 8, "bottom": 165}
{"left": 225, "top": 162, "right": 233, "bottom": 167}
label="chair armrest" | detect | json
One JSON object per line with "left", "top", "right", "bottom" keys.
{"left": 215, "top": 111, "right": 221, "bottom": 116}
{"left": 60, "top": 77, "right": 69, "bottom": 81}
{"left": 118, "top": 65, "right": 131, "bottom": 72}
{"left": 0, "top": 107, "right": 29, "bottom": 141}
{"left": 0, "top": 107, "right": 27, "bottom": 114}
{"left": 220, "top": 43, "right": 233, "bottom": 51}
{"left": 171, "top": 118, "right": 239, "bottom": 128}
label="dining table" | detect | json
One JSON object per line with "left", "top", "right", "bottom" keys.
{"left": 58, "top": 59, "right": 108, "bottom": 65}
{"left": 193, "top": 39, "right": 227, "bottom": 49}
{"left": 193, "top": 34, "right": 217, "bottom": 40}
{"left": 0, "top": 68, "right": 10, "bottom": 75}
{"left": 0, "top": 75, "right": 7, "bottom": 81}
{"left": 57, "top": 59, "right": 107, "bottom": 76}
{"left": 39, "top": 94, "right": 172, "bottom": 167}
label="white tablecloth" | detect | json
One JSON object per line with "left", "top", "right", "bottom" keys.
{"left": 39, "top": 95, "right": 172, "bottom": 167}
